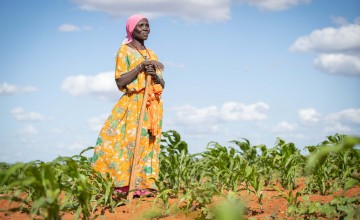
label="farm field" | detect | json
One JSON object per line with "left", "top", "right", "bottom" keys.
{"left": 1, "top": 131, "right": 359, "bottom": 220}
{"left": 1, "top": 179, "right": 359, "bottom": 220}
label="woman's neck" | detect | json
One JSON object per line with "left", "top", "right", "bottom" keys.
{"left": 131, "top": 39, "right": 145, "bottom": 50}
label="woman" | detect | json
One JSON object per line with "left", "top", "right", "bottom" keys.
{"left": 91, "top": 14, "right": 165, "bottom": 196}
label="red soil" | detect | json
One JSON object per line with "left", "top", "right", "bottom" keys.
{"left": 1, "top": 178, "right": 359, "bottom": 220}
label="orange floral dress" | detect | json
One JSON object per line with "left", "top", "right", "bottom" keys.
{"left": 91, "top": 45, "right": 163, "bottom": 189}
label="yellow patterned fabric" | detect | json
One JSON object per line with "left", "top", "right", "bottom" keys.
{"left": 91, "top": 45, "right": 163, "bottom": 189}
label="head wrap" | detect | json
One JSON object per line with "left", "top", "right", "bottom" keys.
{"left": 122, "top": 14, "right": 147, "bottom": 45}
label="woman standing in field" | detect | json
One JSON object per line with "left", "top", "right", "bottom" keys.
{"left": 91, "top": 14, "right": 165, "bottom": 196}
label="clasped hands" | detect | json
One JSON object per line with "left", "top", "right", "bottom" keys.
{"left": 140, "top": 60, "right": 164, "bottom": 82}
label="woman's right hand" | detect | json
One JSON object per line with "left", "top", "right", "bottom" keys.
{"left": 141, "top": 60, "right": 164, "bottom": 72}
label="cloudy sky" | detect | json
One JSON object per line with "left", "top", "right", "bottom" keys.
{"left": 1, "top": 0, "right": 359, "bottom": 163}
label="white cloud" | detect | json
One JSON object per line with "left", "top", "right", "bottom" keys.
{"left": 290, "top": 17, "right": 360, "bottom": 77}
{"left": 58, "top": 24, "right": 80, "bottom": 32}
{"left": 298, "top": 108, "right": 321, "bottom": 124}
{"left": 0, "top": 82, "right": 37, "bottom": 95}
{"left": 220, "top": 102, "right": 269, "bottom": 121}
{"left": 88, "top": 114, "right": 108, "bottom": 131}
{"left": 11, "top": 107, "right": 49, "bottom": 122}
{"left": 298, "top": 107, "right": 360, "bottom": 134}
{"left": 239, "top": 0, "right": 311, "bottom": 11}
{"left": 71, "top": 0, "right": 231, "bottom": 22}
{"left": 324, "top": 123, "right": 352, "bottom": 134}
{"left": 70, "top": 0, "right": 308, "bottom": 22}
{"left": 173, "top": 105, "right": 219, "bottom": 125}
{"left": 257, "top": 107, "right": 359, "bottom": 145}
{"left": 325, "top": 108, "right": 360, "bottom": 125}
{"left": 58, "top": 24, "right": 93, "bottom": 32}
{"left": 173, "top": 102, "right": 269, "bottom": 125}
{"left": 273, "top": 121, "right": 297, "bottom": 132}
{"left": 299, "top": 108, "right": 360, "bottom": 125}
{"left": 19, "top": 124, "right": 38, "bottom": 137}
{"left": 314, "top": 53, "right": 360, "bottom": 76}
{"left": 331, "top": 16, "right": 349, "bottom": 26}
{"left": 170, "top": 102, "right": 269, "bottom": 135}
{"left": 61, "top": 71, "right": 119, "bottom": 100}
{"left": 290, "top": 24, "right": 360, "bottom": 53}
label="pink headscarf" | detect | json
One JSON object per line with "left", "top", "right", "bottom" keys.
{"left": 122, "top": 14, "right": 147, "bottom": 45}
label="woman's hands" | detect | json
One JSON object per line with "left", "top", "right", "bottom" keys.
{"left": 140, "top": 60, "right": 164, "bottom": 84}
{"left": 141, "top": 60, "right": 164, "bottom": 72}
{"left": 116, "top": 60, "right": 165, "bottom": 91}
{"left": 143, "top": 62, "right": 165, "bottom": 88}
{"left": 144, "top": 65, "right": 160, "bottom": 82}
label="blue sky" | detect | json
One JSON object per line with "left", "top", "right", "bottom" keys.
{"left": 1, "top": 0, "right": 359, "bottom": 163}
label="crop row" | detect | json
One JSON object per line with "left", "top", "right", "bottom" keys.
{"left": 155, "top": 131, "right": 360, "bottom": 219}
{"left": 0, "top": 132, "right": 359, "bottom": 219}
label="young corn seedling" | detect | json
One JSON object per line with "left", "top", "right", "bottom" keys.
{"left": 244, "top": 165, "right": 264, "bottom": 211}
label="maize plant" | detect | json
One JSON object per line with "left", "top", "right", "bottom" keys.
{"left": 201, "top": 141, "right": 245, "bottom": 191}
{"left": 268, "top": 138, "right": 305, "bottom": 190}
{"left": 244, "top": 165, "right": 265, "bottom": 210}
{"left": 231, "top": 140, "right": 276, "bottom": 186}
{"left": 305, "top": 134, "right": 360, "bottom": 195}
{"left": 0, "top": 149, "right": 123, "bottom": 220}
{"left": 159, "top": 130, "right": 201, "bottom": 196}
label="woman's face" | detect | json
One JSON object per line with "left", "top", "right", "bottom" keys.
{"left": 132, "top": 18, "right": 150, "bottom": 41}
